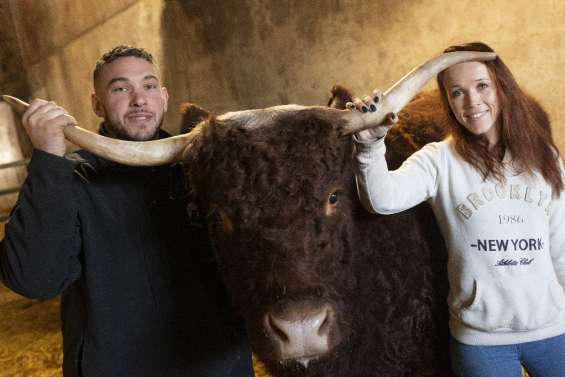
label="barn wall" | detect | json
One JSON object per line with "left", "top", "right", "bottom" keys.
{"left": 0, "top": 3, "right": 30, "bottom": 104}
{"left": 0, "top": 2, "right": 32, "bottom": 158}
{"left": 4, "top": 0, "right": 565, "bottom": 150}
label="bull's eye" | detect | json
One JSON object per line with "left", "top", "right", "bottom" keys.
{"left": 324, "top": 189, "right": 341, "bottom": 217}
{"left": 329, "top": 192, "right": 338, "bottom": 204}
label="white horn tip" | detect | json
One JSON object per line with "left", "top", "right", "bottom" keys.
{"left": 2, "top": 95, "right": 29, "bottom": 114}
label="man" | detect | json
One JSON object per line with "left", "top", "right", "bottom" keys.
{"left": 0, "top": 46, "right": 254, "bottom": 377}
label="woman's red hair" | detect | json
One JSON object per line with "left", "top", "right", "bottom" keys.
{"left": 436, "top": 42, "right": 563, "bottom": 194}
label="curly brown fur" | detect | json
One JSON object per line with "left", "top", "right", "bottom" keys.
{"left": 182, "top": 101, "right": 452, "bottom": 376}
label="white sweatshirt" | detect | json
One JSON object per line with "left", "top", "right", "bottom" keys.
{"left": 355, "top": 136, "right": 565, "bottom": 346}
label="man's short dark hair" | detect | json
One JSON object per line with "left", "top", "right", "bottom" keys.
{"left": 93, "top": 45, "right": 154, "bottom": 82}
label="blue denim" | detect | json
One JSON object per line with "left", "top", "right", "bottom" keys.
{"left": 450, "top": 333, "right": 565, "bottom": 377}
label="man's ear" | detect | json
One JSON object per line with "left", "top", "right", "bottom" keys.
{"left": 161, "top": 86, "right": 169, "bottom": 112}
{"left": 91, "top": 93, "right": 105, "bottom": 117}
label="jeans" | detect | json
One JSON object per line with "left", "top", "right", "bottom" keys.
{"left": 450, "top": 333, "right": 565, "bottom": 377}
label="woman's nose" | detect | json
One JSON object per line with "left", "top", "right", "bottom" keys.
{"left": 465, "top": 90, "right": 481, "bottom": 107}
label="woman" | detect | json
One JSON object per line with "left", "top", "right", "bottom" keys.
{"left": 352, "top": 42, "right": 565, "bottom": 376}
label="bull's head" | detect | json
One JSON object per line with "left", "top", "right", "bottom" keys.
{"left": 3, "top": 51, "right": 494, "bottom": 375}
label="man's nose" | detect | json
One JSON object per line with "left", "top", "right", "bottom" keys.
{"left": 131, "top": 90, "right": 147, "bottom": 107}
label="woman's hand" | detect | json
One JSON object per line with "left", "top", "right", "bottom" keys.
{"left": 346, "top": 89, "right": 398, "bottom": 142}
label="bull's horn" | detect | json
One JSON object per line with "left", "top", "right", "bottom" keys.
{"left": 340, "top": 51, "right": 497, "bottom": 135}
{"left": 2, "top": 95, "right": 191, "bottom": 166}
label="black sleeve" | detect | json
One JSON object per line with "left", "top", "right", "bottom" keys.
{"left": 0, "top": 150, "right": 82, "bottom": 299}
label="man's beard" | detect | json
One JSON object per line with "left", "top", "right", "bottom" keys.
{"left": 104, "top": 116, "right": 163, "bottom": 141}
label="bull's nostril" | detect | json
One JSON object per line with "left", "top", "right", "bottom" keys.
{"left": 318, "top": 310, "right": 330, "bottom": 336}
{"left": 268, "top": 315, "right": 289, "bottom": 342}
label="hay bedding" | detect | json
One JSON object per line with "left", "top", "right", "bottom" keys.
{"left": 0, "top": 284, "right": 62, "bottom": 377}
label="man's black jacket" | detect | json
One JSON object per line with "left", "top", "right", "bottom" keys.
{"left": 0, "top": 137, "right": 253, "bottom": 376}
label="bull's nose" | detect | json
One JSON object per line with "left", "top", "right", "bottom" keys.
{"left": 265, "top": 303, "right": 335, "bottom": 367}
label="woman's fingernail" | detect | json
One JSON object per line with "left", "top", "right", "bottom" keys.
{"left": 374, "top": 96, "right": 380, "bottom": 103}
{"left": 370, "top": 104, "right": 376, "bottom": 112}
{"left": 362, "top": 106, "right": 369, "bottom": 113}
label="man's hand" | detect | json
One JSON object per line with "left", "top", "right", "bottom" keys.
{"left": 21, "top": 99, "right": 77, "bottom": 157}
{"left": 346, "top": 89, "right": 398, "bottom": 142}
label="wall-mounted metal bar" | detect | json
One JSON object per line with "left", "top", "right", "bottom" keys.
{"left": 0, "top": 158, "right": 29, "bottom": 170}
{"left": 0, "top": 187, "right": 20, "bottom": 197}
{"left": 0, "top": 159, "right": 27, "bottom": 220}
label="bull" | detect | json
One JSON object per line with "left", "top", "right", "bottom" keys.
{"left": 4, "top": 51, "right": 495, "bottom": 377}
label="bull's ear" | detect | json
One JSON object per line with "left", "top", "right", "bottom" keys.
{"left": 180, "top": 102, "right": 212, "bottom": 134}
{"left": 327, "top": 85, "right": 353, "bottom": 110}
